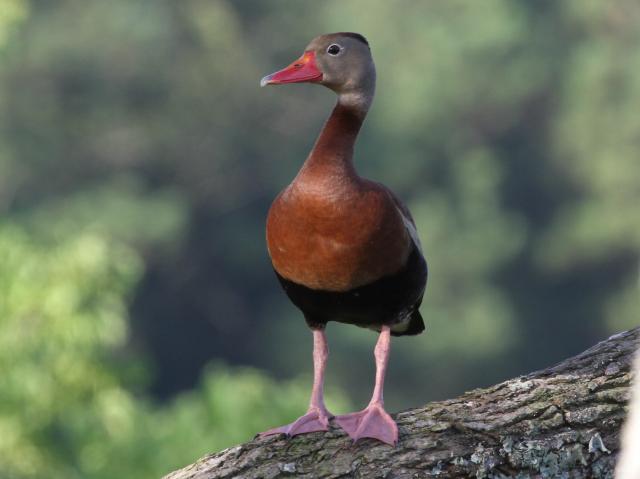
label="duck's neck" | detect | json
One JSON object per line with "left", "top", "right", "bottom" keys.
{"left": 294, "top": 95, "right": 371, "bottom": 189}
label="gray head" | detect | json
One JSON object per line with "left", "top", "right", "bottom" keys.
{"left": 261, "top": 32, "right": 376, "bottom": 111}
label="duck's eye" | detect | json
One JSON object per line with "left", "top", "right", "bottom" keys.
{"left": 327, "top": 44, "right": 342, "bottom": 56}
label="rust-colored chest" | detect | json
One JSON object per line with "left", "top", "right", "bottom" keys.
{"left": 266, "top": 181, "right": 410, "bottom": 292}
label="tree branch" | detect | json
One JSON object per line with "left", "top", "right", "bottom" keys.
{"left": 165, "top": 327, "right": 638, "bottom": 478}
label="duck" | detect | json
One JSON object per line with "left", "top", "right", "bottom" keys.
{"left": 259, "top": 32, "right": 427, "bottom": 446}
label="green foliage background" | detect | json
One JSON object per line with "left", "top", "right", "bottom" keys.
{"left": 1, "top": 0, "right": 638, "bottom": 477}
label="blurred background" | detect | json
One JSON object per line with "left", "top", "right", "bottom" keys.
{"left": 1, "top": 0, "right": 639, "bottom": 477}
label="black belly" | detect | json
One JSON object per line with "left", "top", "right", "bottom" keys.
{"left": 274, "top": 245, "right": 428, "bottom": 336}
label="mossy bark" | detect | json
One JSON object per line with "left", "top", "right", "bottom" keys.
{"left": 165, "top": 327, "right": 638, "bottom": 479}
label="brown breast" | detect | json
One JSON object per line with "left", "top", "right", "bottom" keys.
{"left": 266, "top": 180, "right": 411, "bottom": 292}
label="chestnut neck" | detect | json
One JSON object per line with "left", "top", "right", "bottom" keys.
{"left": 294, "top": 98, "right": 369, "bottom": 189}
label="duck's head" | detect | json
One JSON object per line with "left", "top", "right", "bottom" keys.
{"left": 261, "top": 32, "right": 375, "bottom": 109}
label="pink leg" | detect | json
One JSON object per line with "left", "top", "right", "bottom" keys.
{"left": 335, "top": 326, "right": 398, "bottom": 446}
{"left": 260, "top": 328, "right": 333, "bottom": 438}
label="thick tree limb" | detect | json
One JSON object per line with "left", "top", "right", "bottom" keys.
{"left": 165, "top": 328, "right": 638, "bottom": 478}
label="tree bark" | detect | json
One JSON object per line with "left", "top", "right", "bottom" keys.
{"left": 165, "top": 327, "right": 638, "bottom": 479}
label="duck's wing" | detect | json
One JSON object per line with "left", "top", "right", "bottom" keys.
{"left": 379, "top": 186, "right": 427, "bottom": 337}
{"left": 383, "top": 187, "right": 423, "bottom": 253}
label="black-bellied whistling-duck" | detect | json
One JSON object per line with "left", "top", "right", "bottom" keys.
{"left": 259, "top": 32, "right": 427, "bottom": 446}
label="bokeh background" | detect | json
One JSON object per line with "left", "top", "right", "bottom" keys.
{"left": 1, "top": 0, "right": 639, "bottom": 477}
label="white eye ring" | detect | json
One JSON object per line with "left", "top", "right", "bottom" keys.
{"left": 326, "top": 44, "right": 343, "bottom": 56}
